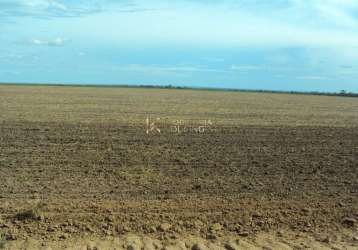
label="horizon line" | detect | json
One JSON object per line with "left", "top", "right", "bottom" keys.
{"left": 0, "top": 82, "right": 357, "bottom": 97}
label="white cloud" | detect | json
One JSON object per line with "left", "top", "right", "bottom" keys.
{"left": 24, "top": 0, "right": 67, "bottom": 11}
{"left": 0, "top": 0, "right": 104, "bottom": 18}
{"left": 296, "top": 76, "right": 330, "bottom": 80}
{"left": 1, "top": 70, "right": 21, "bottom": 75}
{"left": 202, "top": 57, "right": 225, "bottom": 62}
{"left": 0, "top": 54, "right": 24, "bottom": 59}
{"left": 116, "top": 64, "right": 229, "bottom": 74}
{"left": 231, "top": 65, "right": 265, "bottom": 71}
{"left": 25, "top": 37, "right": 68, "bottom": 46}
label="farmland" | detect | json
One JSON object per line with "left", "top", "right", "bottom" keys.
{"left": 0, "top": 85, "right": 357, "bottom": 249}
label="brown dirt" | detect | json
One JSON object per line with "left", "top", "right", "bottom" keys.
{"left": 0, "top": 85, "right": 357, "bottom": 249}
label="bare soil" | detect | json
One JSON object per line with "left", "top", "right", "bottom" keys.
{"left": 0, "top": 85, "right": 357, "bottom": 249}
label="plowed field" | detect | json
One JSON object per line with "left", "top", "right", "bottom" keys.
{"left": 0, "top": 85, "right": 357, "bottom": 249}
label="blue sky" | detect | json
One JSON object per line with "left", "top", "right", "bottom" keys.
{"left": 1, "top": 0, "right": 358, "bottom": 92}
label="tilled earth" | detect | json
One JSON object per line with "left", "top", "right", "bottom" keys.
{"left": 0, "top": 86, "right": 357, "bottom": 249}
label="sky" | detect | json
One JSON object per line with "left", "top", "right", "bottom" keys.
{"left": 1, "top": 0, "right": 358, "bottom": 92}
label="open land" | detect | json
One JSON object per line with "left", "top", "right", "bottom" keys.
{"left": 0, "top": 85, "right": 357, "bottom": 249}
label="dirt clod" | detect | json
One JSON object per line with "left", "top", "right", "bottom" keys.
{"left": 158, "top": 223, "right": 172, "bottom": 232}
{"left": 210, "top": 223, "right": 222, "bottom": 232}
{"left": 238, "top": 232, "right": 249, "bottom": 237}
{"left": 341, "top": 217, "right": 356, "bottom": 227}
{"left": 224, "top": 242, "right": 237, "bottom": 250}
{"left": 192, "top": 243, "right": 208, "bottom": 250}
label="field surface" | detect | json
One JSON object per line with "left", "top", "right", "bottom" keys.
{"left": 0, "top": 85, "right": 357, "bottom": 249}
